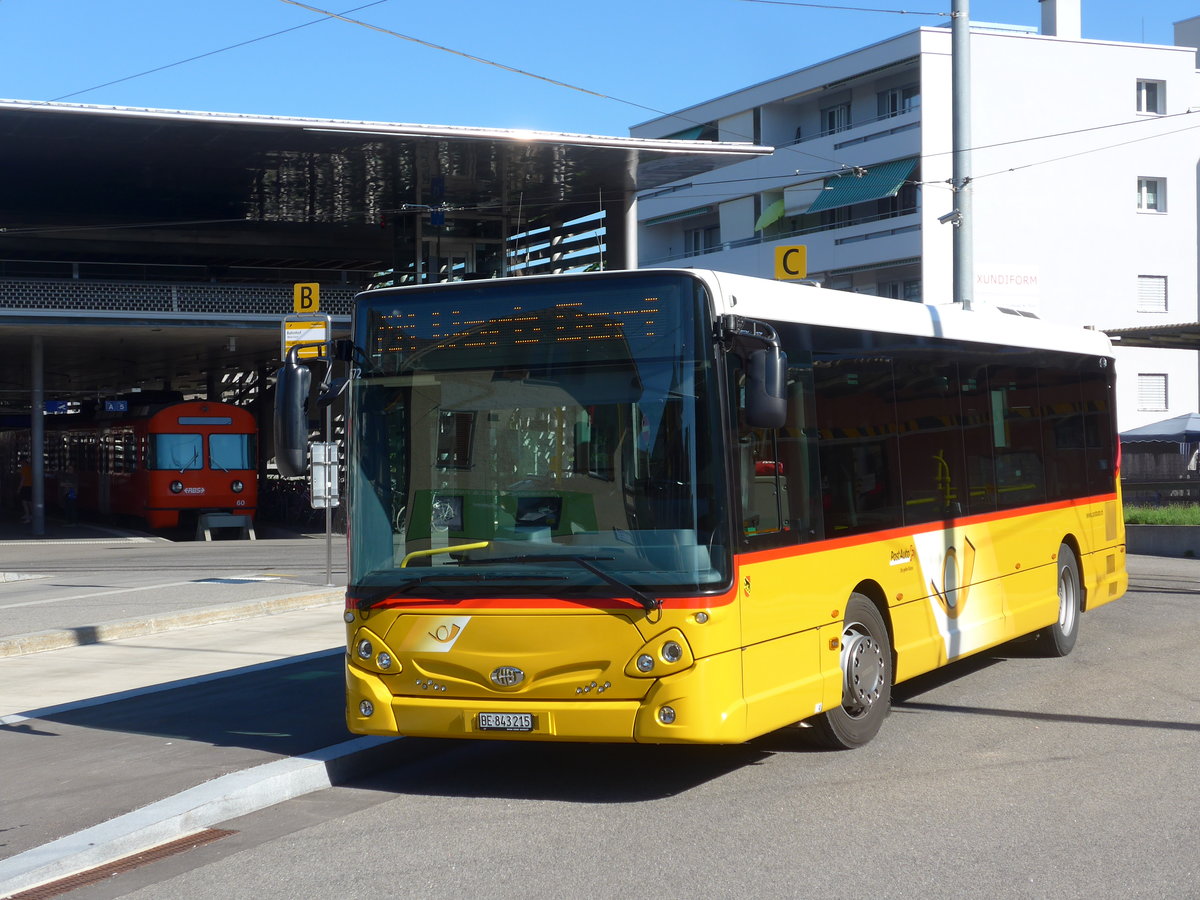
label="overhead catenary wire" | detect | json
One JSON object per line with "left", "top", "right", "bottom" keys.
{"left": 51, "top": 1, "right": 392, "bottom": 102}
{"left": 734, "top": 0, "right": 947, "bottom": 15}
{"left": 20, "top": 1, "right": 1197, "bottom": 229}
{"left": 275, "top": 0, "right": 855, "bottom": 171}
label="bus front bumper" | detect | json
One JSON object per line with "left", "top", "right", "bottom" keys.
{"left": 345, "top": 650, "right": 748, "bottom": 744}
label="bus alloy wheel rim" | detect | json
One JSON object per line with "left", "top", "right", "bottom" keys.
{"left": 842, "top": 624, "right": 884, "bottom": 717}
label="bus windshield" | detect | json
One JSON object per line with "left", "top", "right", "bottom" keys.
{"left": 347, "top": 273, "right": 729, "bottom": 600}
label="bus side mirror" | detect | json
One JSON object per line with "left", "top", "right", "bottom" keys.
{"left": 745, "top": 347, "right": 787, "bottom": 429}
{"left": 274, "top": 352, "right": 312, "bottom": 478}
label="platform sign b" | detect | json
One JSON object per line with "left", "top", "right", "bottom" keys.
{"left": 293, "top": 282, "right": 320, "bottom": 314}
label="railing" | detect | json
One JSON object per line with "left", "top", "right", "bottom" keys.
{"left": 0, "top": 276, "right": 358, "bottom": 317}
{"left": 642, "top": 207, "right": 918, "bottom": 266}
{"left": 783, "top": 107, "right": 920, "bottom": 147}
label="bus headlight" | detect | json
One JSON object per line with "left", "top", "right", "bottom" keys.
{"left": 626, "top": 629, "right": 695, "bottom": 678}
{"left": 231, "top": 480, "right": 244, "bottom": 493}
{"left": 170, "top": 480, "right": 184, "bottom": 494}
{"left": 350, "top": 628, "right": 402, "bottom": 675}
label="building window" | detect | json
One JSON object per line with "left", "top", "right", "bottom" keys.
{"left": 1137, "top": 177, "right": 1165, "bottom": 212}
{"left": 877, "top": 85, "right": 920, "bottom": 118}
{"left": 1137, "top": 374, "right": 1168, "bottom": 411}
{"left": 821, "top": 103, "right": 851, "bottom": 135}
{"left": 684, "top": 225, "right": 720, "bottom": 257}
{"left": 1137, "top": 79, "right": 1165, "bottom": 114}
{"left": 1137, "top": 275, "right": 1168, "bottom": 312}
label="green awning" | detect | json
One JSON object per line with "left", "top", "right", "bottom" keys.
{"left": 663, "top": 125, "right": 707, "bottom": 141}
{"left": 806, "top": 158, "right": 917, "bottom": 214}
{"left": 754, "top": 198, "right": 786, "bottom": 231}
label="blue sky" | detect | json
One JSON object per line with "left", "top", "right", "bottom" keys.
{"left": 2, "top": 1, "right": 1198, "bottom": 136}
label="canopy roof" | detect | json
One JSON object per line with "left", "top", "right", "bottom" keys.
{"left": 1120, "top": 413, "right": 1200, "bottom": 443}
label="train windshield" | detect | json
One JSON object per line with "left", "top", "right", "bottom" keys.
{"left": 149, "top": 434, "right": 203, "bottom": 471}
{"left": 210, "top": 433, "right": 256, "bottom": 470}
{"left": 346, "top": 272, "right": 730, "bottom": 600}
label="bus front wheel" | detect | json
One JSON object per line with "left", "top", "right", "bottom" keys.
{"left": 1036, "top": 544, "right": 1080, "bottom": 657}
{"left": 808, "top": 593, "right": 893, "bottom": 750}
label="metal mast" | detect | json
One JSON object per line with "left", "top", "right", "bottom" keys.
{"left": 951, "top": 0, "right": 974, "bottom": 310}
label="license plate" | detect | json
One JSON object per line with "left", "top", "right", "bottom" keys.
{"left": 477, "top": 712, "right": 534, "bottom": 732}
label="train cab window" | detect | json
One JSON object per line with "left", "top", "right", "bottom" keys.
{"left": 149, "top": 433, "right": 203, "bottom": 471}
{"left": 210, "top": 433, "right": 256, "bottom": 470}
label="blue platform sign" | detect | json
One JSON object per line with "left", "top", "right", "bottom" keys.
{"left": 44, "top": 400, "right": 68, "bottom": 414}
{"left": 104, "top": 400, "right": 128, "bottom": 412}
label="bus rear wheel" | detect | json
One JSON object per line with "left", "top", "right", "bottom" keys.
{"left": 1036, "top": 544, "right": 1080, "bottom": 657}
{"left": 807, "top": 593, "right": 892, "bottom": 750}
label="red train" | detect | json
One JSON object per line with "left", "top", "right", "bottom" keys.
{"left": 10, "top": 398, "right": 258, "bottom": 530}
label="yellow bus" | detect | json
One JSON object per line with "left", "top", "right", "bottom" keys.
{"left": 276, "top": 269, "right": 1127, "bottom": 748}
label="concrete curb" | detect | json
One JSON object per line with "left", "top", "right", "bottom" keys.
{"left": 0, "top": 588, "right": 344, "bottom": 659}
{"left": 0, "top": 735, "right": 400, "bottom": 898}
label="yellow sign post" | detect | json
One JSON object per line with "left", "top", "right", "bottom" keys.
{"left": 293, "top": 282, "right": 320, "bottom": 314}
{"left": 774, "top": 245, "right": 808, "bottom": 280}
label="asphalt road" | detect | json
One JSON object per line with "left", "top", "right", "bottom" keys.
{"left": 0, "top": 522, "right": 346, "bottom": 640}
{"left": 25, "top": 553, "right": 1199, "bottom": 900}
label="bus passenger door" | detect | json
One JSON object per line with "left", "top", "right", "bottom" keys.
{"left": 729, "top": 355, "right": 829, "bottom": 734}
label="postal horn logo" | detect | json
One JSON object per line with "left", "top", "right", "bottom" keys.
{"left": 932, "top": 536, "right": 976, "bottom": 619}
{"left": 414, "top": 616, "right": 470, "bottom": 652}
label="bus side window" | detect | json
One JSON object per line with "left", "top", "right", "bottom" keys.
{"left": 893, "top": 357, "right": 968, "bottom": 523}
{"left": 988, "top": 363, "right": 1047, "bottom": 509}
{"left": 813, "top": 355, "right": 902, "bottom": 536}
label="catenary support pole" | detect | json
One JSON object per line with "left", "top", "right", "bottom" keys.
{"left": 31, "top": 335, "right": 45, "bottom": 536}
{"left": 952, "top": 0, "right": 974, "bottom": 310}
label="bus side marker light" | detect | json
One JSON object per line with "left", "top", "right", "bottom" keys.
{"left": 831, "top": 609, "right": 840, "bottom": 619}
{"left": 829, "top": 638, "right": 840, "bottom": 651}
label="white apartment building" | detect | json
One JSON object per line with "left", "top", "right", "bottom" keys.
{"left": 632, "top": 3, "right": 1200, "bottom": 432}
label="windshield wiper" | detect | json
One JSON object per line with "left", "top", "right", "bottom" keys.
{"left": 355, "top": 573, "right": 564, "bottom": 610}
{"left": 470, "top": 553, "right": 660, "bottom": 611}
{"left": 177, "top": 448, "right": 200, "bottom": 473}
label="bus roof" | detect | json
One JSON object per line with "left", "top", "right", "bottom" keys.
{"left": 686, "top": 269, "right": 1114, "bottom": 359}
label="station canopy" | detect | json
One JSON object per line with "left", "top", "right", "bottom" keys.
{"left": 1104, "top": 322, "right": 1200, "bottom": 352}
{"left": 0, "top": 100, "right": 768, "bottom": 402}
